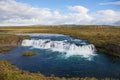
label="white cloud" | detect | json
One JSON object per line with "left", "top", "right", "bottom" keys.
{"left": 0, "top": 0, "right": 93, "bottom": 25}
{"left": 68, "top": 6, "right": 89, "bottom": 13}
{"left": 0, "top": 0, "right": 52, "bottom": 24}
{"left": 100, "top": 1, "right": 120, "bottom": 5}
{"left": 0, "top": 0, "right": 120, "bottom": 26}
{"left": 92, "top": 10, "right": 120, "bottom": 25}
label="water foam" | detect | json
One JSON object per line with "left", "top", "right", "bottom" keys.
{"left": 22, "top": 39, "right": 97, "bottom": 58}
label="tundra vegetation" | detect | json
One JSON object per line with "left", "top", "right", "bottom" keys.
{"left": 0, "top": 25, "right": 120, "bottom": 80}
{"left": 0, "top": 34, "right": 29, "bottom": 53}
{"left": 23, "top": 51, "right": 36, "bottom": 56}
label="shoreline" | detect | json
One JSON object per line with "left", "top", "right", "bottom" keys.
{"left": 0, "top": 29, "right": 120, "bottom": 57}
{"left": 0, "top": 34, "right": 29, "bottom": 53}
{"left": 0, "top": 60, "right": 117, "bottom": 80}
{"left": 0, "top": 26, "right": 120, "bottom": 80}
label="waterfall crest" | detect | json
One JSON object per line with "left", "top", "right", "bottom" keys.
{"left": 22, "top": 39, "right": 96, "bottom": 58}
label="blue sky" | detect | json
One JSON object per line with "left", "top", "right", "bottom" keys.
{"left": 17, "top": 0, "right": 119, "bottom": 12}
{"left": 0, "top": 0, "right": 120, "bottom": 26}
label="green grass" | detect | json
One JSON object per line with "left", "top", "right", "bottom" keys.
{"left": 23, "top": 51, "right": 36, "bottom": 56}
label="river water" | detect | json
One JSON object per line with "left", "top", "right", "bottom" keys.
{"left": 0, "top": 34, "right": 120, "bottom": 78}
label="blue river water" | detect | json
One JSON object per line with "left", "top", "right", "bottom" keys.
{"left": 0, "top": 34, "right": 120, "bottom": 79}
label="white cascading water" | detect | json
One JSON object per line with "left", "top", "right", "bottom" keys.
{"left": 21, "top": 39, "right": 97, "bottom": 58}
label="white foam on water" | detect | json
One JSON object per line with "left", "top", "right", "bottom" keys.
{"left": 22, "top": 39, "right": 97, "bottom": 59}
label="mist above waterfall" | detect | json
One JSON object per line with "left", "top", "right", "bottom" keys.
{"left": 21, "top": 34, "right": 97, "bottom": 59}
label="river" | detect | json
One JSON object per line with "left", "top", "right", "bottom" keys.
{"left": 0, "top": 33, "right": 120, "bottom": 78}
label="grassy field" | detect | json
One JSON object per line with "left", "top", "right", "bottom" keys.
{"left": 0, "top": 34, "right": 29, "bottom": 52}
{"left": 0, "top": 25, "right": 120, "bottom": 57}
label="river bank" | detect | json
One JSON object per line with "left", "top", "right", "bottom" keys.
{"left": 0, "top": 34, "right": 29, "bottom": 53}
{"left": 0, "top": 60, "right": 116, "bottom": 80}
{"left": 0, "top": 26, "right": 119, "bottom": 57}
{"left": 0, "top": 26, "right": 120, "bottom": 80}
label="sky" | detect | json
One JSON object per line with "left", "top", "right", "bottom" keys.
{"left": 0, "top": 0, "right": 120, "bottom": 26}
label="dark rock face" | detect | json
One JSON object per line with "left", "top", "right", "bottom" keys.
{"left": 96, "top": 43, "right": 120, "bottom": 57}
{"left": 105, "top": 43, "right": 120, "bottom": 53}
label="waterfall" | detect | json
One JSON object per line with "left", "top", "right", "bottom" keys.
{"left": 21, "top": 39, "right": 96, "bottom": 58}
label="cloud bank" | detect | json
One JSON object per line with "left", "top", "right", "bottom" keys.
{"left": 0, "top": 0, "right": 120, "bottom": 26}
{"left": 100, "top": 1, "right": 120, "bottom": 5}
